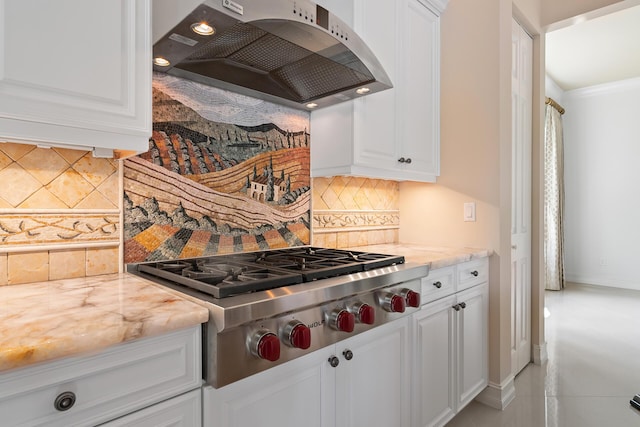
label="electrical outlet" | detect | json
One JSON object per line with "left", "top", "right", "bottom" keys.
{"left": 464, "top": 202, "right": 476, "bottom": 222}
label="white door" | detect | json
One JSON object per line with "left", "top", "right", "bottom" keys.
{"left": 456, "top": 284, "right": 489, "bottom": 409}
{"left": 335, "top": 317, "right": 411, "bottom": 427}
{"left": 510, "top": 18, "right": 533, "bottom": 375}
{"left": 399, "top": 0, "right": 440, "bottom": 179}
{"left": 413, "top": 295, "right": 457, "bottom": 427}
{"left": 202, "top": 346, "right": 335, "bottom": 427}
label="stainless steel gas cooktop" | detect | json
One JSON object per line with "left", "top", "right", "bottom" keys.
{"left": 128, "top": 246, "right": 427, "bottom": 388}
{"left": 132, "top": 247, "right": 405, "bottom": 298}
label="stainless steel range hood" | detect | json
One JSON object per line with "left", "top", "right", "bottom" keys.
{"left": 152, "top": 0, "right": 392, "bottom": 110}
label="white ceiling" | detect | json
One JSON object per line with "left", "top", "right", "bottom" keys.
{"left": 545, "top": 4, "right": 640, "bottom": 91}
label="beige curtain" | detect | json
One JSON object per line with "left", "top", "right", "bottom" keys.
{"left": 544, "top": 98, "right": 565, "bottom": 290}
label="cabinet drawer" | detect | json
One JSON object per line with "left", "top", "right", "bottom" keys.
{"left": 0, "top": 326, "right": 202, "bottom": 427}
{"left": 456, "top": 258, "right": 488, "bottom": 292}
{"left": 100, "top": 389, "right": 201, "bottom": 427}
{"left": 420, "top": 266, "right": 455, "bottom": 304}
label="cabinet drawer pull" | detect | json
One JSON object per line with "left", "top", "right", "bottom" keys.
{"left": 342, "top": 349, "right": 354, "bottom": 361}
{"left": 459, "top": 302, "right": 467, "bottom": 309}
{"left": 452, "top": 304, "right": 461, "bottom": 311}
{"left": 54, "top": 391, "right": 76, "bottom": 412}
{"left": 470, "top": 270, "right": 479, "bottom": 277}
{"left": 328, "top": 356, "right": 340, "bottom": 368}
{"left": 433, "top": 281, "right": 442, "bottom": 289}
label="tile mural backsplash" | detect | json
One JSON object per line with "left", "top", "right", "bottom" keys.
{"left": 312, "top": 176, "right": 399, "bottom": 248}
{"left": 0, "top": 76, "right": 398, "bottom": 285}
{"left": 0, "top": 142, "right": 120, "bottom": 285}
{"left": 123, "top": 74, "right": 311, "bottom": 263}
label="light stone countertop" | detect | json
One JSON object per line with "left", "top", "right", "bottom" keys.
{"left": 0, "top": 273, "right": 208, "bottom": 373}
{"left": 349, "top": 244, "right": 491, "bottom": 270}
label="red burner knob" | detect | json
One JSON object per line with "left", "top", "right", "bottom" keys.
{"left": 380, "top": 293, "right": 406, "bottom": 313}
{"left": 330, "top": 309, "right": 355, "bottom": 332}
{"left": 402, "top": 289, "right": 421, "bottom": 308}
{"left": 252, "top": 331, "right": 281, "bottom": 361}
{"left": 283, "top": 321, "right": 312, "bottom": 350}
{"left": 352, "top": 303, "right": 375, "bottom": 325}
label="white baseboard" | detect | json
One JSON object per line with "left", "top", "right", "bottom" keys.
{"left": 533, "top": 342, "right": 548, "bottom": 365}
{"left": 475, "top": 376, "right": 516, "bottom": 410}
{"left": 564, "top": 274, "right": 640, "bottom": 291}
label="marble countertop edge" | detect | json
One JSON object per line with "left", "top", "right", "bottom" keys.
{"left": 347, "top": 243, "right": 491, "bottom": 270}
{"left": 0, "top": 273, "right": 209, "bottom": 374}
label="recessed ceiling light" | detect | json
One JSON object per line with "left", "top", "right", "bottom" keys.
{"left": 356, "top": 87, "right": 370, "bottom": 95}
{"left": 191, "top": 22, "right": 215, "bottom": 36}
{"left": 306, "top": 103, "right": 318, "bottom": 109}
{"left": 153, "top": 57, "right": 171, "bottom": 67}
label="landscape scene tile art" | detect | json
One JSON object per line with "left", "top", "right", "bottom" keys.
{"left": 123, "top": 74, "right": 311, "bottom": 263}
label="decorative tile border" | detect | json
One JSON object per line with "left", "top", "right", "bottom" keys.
{"left": 0, "top": 210, "right": 119, "bottom": 251}
{"left": 312, "top": 210, "right": 400, "bottom": 233}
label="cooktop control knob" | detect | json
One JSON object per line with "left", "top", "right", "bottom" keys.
{"left": 351, "top": 302, "right": 375, "bottom": 325}
{"left": 282, "top": 320, "right": 311, "bottom": 349}
{"left": 380, "top": 293, "right": 406, "bottom": 313}
{"left": 329, "top": 309, "right": 355, "bottom": 332}
{"left": 251, "top": 330, "right": 281, "bottom": 361}
{"left": 402, "top": 289, "right": 421, "bottom": 308}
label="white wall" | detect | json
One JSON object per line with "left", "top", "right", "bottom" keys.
{"left": 562, "top": 77, "right": 640, "bottom": 289}
{"left": 545, "top": 74, "right": 565, "bottom": 103}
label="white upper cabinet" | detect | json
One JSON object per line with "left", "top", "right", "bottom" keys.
{"left": 0, "top": 0, "right": 152, "bottom": 155}
{"left": 311, "top": 0, "right": 446, "bottom": 182}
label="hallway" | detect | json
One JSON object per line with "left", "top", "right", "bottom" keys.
{"left": 446, "top": 283, "right": 640, "bottom": 426}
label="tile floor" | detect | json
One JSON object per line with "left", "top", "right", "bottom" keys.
{"left": 447, "top": 282, "right": 640, "bottom": 426}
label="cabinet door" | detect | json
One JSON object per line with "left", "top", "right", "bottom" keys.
{"left": 0, "top": 0, "right": 151, "bottom": 152}
{"left": 334, "top": 317, "right": 411, "bottom": 427}
{"left": 456, "top": 283, "right": 489, "bottom": 409}
{"left": 398, "top": 0, "right": 440, "bottom": 181}
{"left": 203, "top": 346, "right": 335, "bottom": 427}
{"left": 413, "top": 295, "right": 456, "bottom": 427}
{"left": 352, "top": 0, "right": 399, "bottom": 172}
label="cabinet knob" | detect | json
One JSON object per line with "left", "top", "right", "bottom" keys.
{"left": 433, "top": 281, "right": 442, "bottom": 289}
{"left": 452, "top": 304, "right": 461, "bottom": 311}
{"left": 54, "top": 391, "right": 76, "bottom": 412}
{"left": 328, "top": 355, "right": 340, "bottom": 368}
{"left": 470, "top": 270, "right": 479, "bottom": 277}
{"left": 459, "top": 302, "right": 467, "bottom": 309}
{"left": 342, "top": 349, "right": 354, "bottom": 361}
{"left": 405, "top": 158, "right": 412, "bottom": 164}
{"left": 398, "top": 157, "right": 406, "bottom": 163}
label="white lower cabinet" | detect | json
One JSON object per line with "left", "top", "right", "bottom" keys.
{"left": 413, "top": 266, "right": 488, "bottom": 427}
{"left": 203, "top": 317, "right": 411, "bottom": 427}
{"left": 455, "top": 284, "right": 489, "bottom": 410}
{"left": 0, "top": 326, "right": 202, "bottom": 427}
{"left": 413, "top": 295, "right": 456, "bottom": 427}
